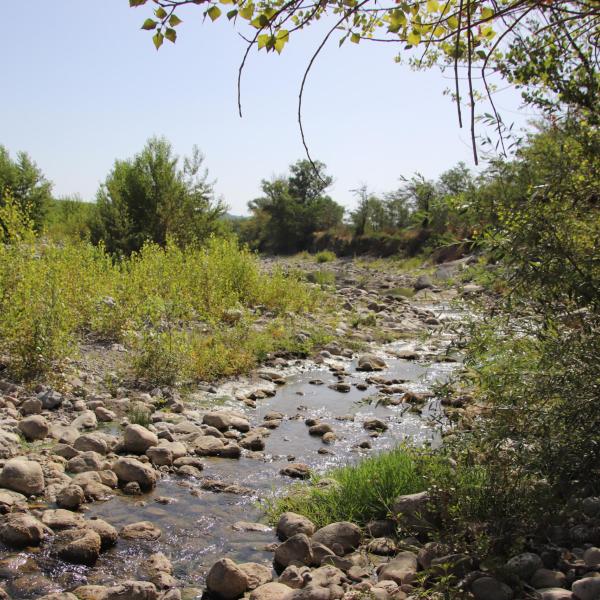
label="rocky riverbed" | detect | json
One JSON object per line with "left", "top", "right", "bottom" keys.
{"left": 5, "top": 257, "right": 597, "bottom": 600}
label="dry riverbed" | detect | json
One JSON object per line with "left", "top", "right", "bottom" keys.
{"left": 0, "top": 256, "right": 481, "bottom": 599}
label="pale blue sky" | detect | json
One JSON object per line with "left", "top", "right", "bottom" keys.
{"left": 1, "top": 0, "right": 534, "bottom": 214}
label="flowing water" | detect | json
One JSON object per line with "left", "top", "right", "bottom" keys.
{"left": 1, "top": 343, "right": 460, "bottom": 598}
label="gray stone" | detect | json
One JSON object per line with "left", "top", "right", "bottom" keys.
{"left": 0, "top": 513, "right": 52, "bottom": 547}
{"left": 18, "top": 415, "right": 49, "bottom": 440}
{"left": 274, "top": 533, "right": 314, "bottom": 568}
{"left": 123, "top": 424, "right": 159, "bottom": 454}
{"left": 505, "top": 552, "right": 542, "bottom": 581}
{"left": 572, "top": 576, "right": 600, "bottom": 600}
{"left": 56, "top": 484, "right": 86, "bottom": 510}
{"left": 377, "top": 552, "right": 418, "bottom": 585}
{"left": 206, "top": 558, "right": 249, "bottom": 599}
{"left": 357, "top": 354, "right": 387, "bottom": 372}
{"left": 53, "top": 528, "right": 102, "bottom": 565}
{"left": 113, "top": 457, "right": 157, "bottom": 490}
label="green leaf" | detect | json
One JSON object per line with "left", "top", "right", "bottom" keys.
{"left": 169, "top": 14, "right": 183, "bottom": 27}
{"left": 153, "top": 32, "right": 164, "bottom": 49}
{"left": 207, "top": 6, "right": 222, "bottom": 21}
{"left": 165, "top": 27, "right": 177, "bottom": 43}
{"left": 239, "top": 3, "right": 254, "bottom": 20}
{"left": 350, "top": 32, "right": 360, "bottom": 44}
{"left": 274, "top": 29, "right": 289, "bottom": 53}
{"left": 141, "top": 18, "right": 157, "bottom": 30}
{"left": 407, "top": 31, "right": 421, "bottom": 45}
{"left": 226, "top": 9, "right": 238, "bottom": 20}
{"left": 251, "top": 14, "right": 269, "bottom": 28}
{"left": 388, "top": 10, "right": 406, "bottom": 33}
{"left": 129, "top": 0, "right": 148, "bottom": 6}
{"left": 426, "top": 0, "right": 439, "bottom": 12}
{"left": 155, "top": 7, "right": 167, "bottom": 19}
{"left": 257, "top": 34, "right": 270, "bottom": 50}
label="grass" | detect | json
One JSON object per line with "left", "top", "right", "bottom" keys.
{"left": 266, "top": 445, "right": 471, "bottom": 529}
{"left": 307, "top": 269, "right": 336, "bottom": 287}
{"left": 315, "top": 250, "right": 337, "bottom": 263}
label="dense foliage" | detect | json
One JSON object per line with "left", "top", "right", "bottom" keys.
{"left": 0, "top": 145, "right": 52, "bottom": 231}
{"left": 91, "top": 137, "right": 227, "bottom": 255}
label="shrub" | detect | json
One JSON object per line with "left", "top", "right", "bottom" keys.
{"left": 315, "top": 250, "right": 336, "bottom": 263}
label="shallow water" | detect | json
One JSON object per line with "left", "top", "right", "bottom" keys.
{"left": 1, "top": 351, "right": 459, "bottom": 597}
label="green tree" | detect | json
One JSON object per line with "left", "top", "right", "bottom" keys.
{"left": 90, "top": 137, "right": 226, "bottom": 255}
{"left": 248, "top": 159, "right": 343, "bottom": 253}
{"left": 0, "top": 145, "right": 52, "bottom": 230}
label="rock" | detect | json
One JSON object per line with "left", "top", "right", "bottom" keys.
{"left": 53, "top": 528, "right": 102, "bottom": 565}
{"left": 391, "top": 491, "right": 432, "bottom": 530}
{"left": 0, "top": 489, "right": 26, "bottom": 514}
{"left": 312, "top": 522, "right": 361, "bottom": 554}
{"left": 57, "top": 484, "right": 86, "bottom": 510}
{"left": 38, "top": 594, "right": 79, "bottom": 600}
{"left": 0, "top": 512, "right": 52, "bottom": 547}
{"left": 357, "top": 354, "right": 387, "bottom": 372}
{"left": 582, "top": 497, "right": 600, "bottom": 517}
{"left": 41, "top": 508, "right": 85, "bottom": 530}
{"left": 113, "top": 457, "right": 157, "bottom": 490}
{"left": 86, "top": 518, "right": 118, "bottom": 550}
{"left": 105, "top": 581, "right": 158, "bottom": 600}
{"left": 147, "top": 552, "right": 173, "bottom": 574}
{"left": 506, "top": 552, "right": 542, "bottom": 581}
{"left": 414, "top": 275, "right": 433, "bottom": 290}
{"left": 471, "top": 577, "right": 513, "bottom": 600}
{"left": 206, "top": 558, "right": 249, "bottom": 599}
{"left": 203, "top": 412, "right": 250, "bottom": 432}
{"left": 193, "top": 436, "right": 226, "bottom": 456}
{"left": 95, "top": 406, "right": 116, "bottom": 422}
{"left": 71, "top": 585, "right": 111, "bottom": 600}
{"left": 572, "top": 576, "right": 600, "bottom": 600}
{"left": 377, "top": 552, "right": 418, "bottom": 585}
{"left": 277, "top": 512, "right": 316, "bottom": 541}
{"left": 367, "top": 537, "right": 397, "bottom": 556}
{"left": 278, "top": 565, "right": 310, "bottom": 589}
{"left": 18, "top": 414, "right": 49, "bottom": 440}
{"left": 274, "top": 533, "right": 314, "bottom": 568}
{"left": 146, "top": 446, "right": 173, "bottom": 466}
{"left": 363, "top": 418, "right": 387, "bottom": 432}
{"left": 20, "top": 397, "right": 43, "bottom": 415}
{"left": 0, "top": 458, "right": 45, "bottom": 495}
{"left": 280, "top": 463, "right": 311, "bottom": 480}
{"left": 583, "top": 547, "right": 600, "bottom": 568}
{"left": 0, "top": 430, "right": 21, "bottom": 458}
{"left": 74, "top": 434, "right": 108, "bottom": 455}
{"left": 536, "top": 589, "right": 573, "bottom": 600}
{"left": 250, "top": 583, "right": 292, "bottom": 600}
{"left": 322, "top": 432, "right": 336, "bottom": 444}
{"left": 67, "top": 451, "right": 106, "bottom": 474}
{"left": 309, "top": 424, "right": 333, "bottom": 436}
{"left": 239, "top": 563, "right": 273, "bottom": 590}
{"left": 240, "top": 433, "right": 265, "bottom": 451}
{"left": 120, "top": 521, "right": 161, "bottom": 541}
{"left": 123, "top": 424, "right": 159, "bottom": 454}
{"left": 71, "top": 410, "right": 97, "bottom": 430}
{"left": 39, "top": 389, "right": 63, "bottom": 409}
{"left": 531, "top": 569, "right": 566, "bottom": 589}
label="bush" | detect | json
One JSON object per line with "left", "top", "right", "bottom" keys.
{"left": 315, "top": 250, "right": 336, "bottom": 263}
{"left": 0, "top": 223, "right": 322, "bottom": 382}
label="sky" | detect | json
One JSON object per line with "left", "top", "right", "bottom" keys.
{"left": 0, "top": 0, "right": 534, "bottom": 214}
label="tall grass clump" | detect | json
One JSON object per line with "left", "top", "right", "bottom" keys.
{"left": 267, "top": 446, "right": 480, "bottom": 529}
{"left": 315, "top": 250, "right": 336, "bottom": 263}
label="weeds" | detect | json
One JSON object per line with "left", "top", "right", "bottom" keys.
{"left": 315, "top": 250, "right": 336, "bottom": 263}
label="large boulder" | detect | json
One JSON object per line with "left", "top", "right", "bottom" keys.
{"left": 377, "top": 552, "right": 418, "bottom": 585}
{"left": 357, "top": 354, "right": 387, "bottom": 372}
{"left": 18, "top": 415, "right": 49, "bottom": 441}
{"left": 274, "top": 533, "right": 314, "bottom": 568}
{"left": 277, "top": 513, "right": 316, "bottom": 541}
{"left": 0, "top": 430, "right": 21, "bottom": 459}
{"left": 41, "top": 509, "right": 85, "bottom": 530}
{"left": 71, "top": 410, "right": 97, "bottom": 430}
{"left": 0, "top": 458, "right": 45, "bottom": 495}
{"left": 239, "top": 563, "right": 273, "bottom": 590}
{"left": 113, "top": 457, "right": 157, "bottom": 490}
{"left": 311, "top": 522, "right": 361, "bottom": 554}
{"left": 206, "top": 558, "right": 249, "bottom": 599}
{"left": 505, "top": 552, "right": 542, "bottom": 581}
{"left": 67, "top": 451, "right": 106, "bottom": 474}
{"left": 0, "top": 513, "right": 52, "bottom": 547}
{"left": 74, "top": 434, "right": 109, "bottom": 455}
{"left": 56, "top": 484, "right": 86, "bottom": 510}
{"left": 123, "top": 425, "right": 159, "bottom": 454}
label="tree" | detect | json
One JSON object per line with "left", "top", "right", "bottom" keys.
{"left": 128, "top": 1, "right": 599, "bottom": 161}
{"left": 90, "top": 137, "right": 226, "bottom": 255}
{"left": 247, "top": 159, "right": 343, "bottom": 253}
{"left": 0, "top": 146, "right": 52, "bottom": 230}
